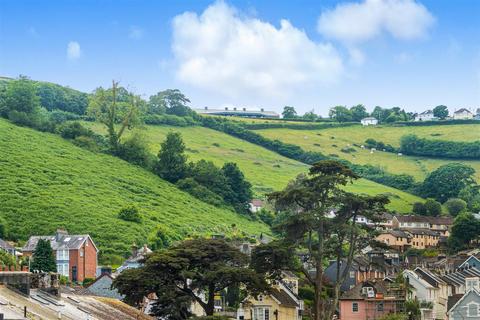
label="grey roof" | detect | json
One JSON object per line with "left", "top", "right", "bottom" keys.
{"left": 418, "top": 110, "right": 433, "bottom": 115}
{"left": 361, "top": 117, "right": 377, "bottom": 121}
{"left": 395, "top": 215, "right": 430, "bottom": 223}
{"left": 441, "top": 267, "right": 480, "bottom": 286}
{"left": 406, "top": 229, "right": 439, "bottom": 236}
{"left": 270, "top": 288, "right": 299, "bottom": 308}
{"left": 340, "top": 280, "right": 398, "bottom": 300}
{"left": 0, "top": 239, "right": 15, "bottom": 250}
{"left": 22, "top": 232, "right": 98, "bottom": 252}
{"left": 454, "top": 108, "right": 472, "bottom": 114}
{"left": 383, "top": 230, "right": 411, "bottom": 238}
{"left": 82, "top": 274, "right": 124, "bottom": 300}
{"left": 414, "top": 267, "right": 446, "bottom": 288}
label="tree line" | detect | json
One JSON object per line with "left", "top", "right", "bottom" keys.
{"left": 400, "top": 134, "right": 480, "bottom": 160}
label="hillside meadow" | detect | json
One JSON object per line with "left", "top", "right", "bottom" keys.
{"left": 257, "top": 124, "right": 480, "bottom": 182}
{"left": 0, "top": 119, "right": 270, "bottom": 262}
{"left": 85, "top": 122, "right": 425, "bottom": 212}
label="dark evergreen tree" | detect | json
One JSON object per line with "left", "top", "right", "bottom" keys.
{"left": 155, "top": 132, "right": 188, "bottom": 183}
{"left": 30, "top": 239, "right": 56, "bottom": 272}
{"left": 221, "top": 162, "right": 253, "bottom": 213}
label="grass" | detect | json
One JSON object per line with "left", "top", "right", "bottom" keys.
{"left": 85, "top": 122, "right": 425, "bottom": 213}
{"left": 257, "top": 124, "right": 480, "bottom": 181}
{"left": 0, "top": 119, "right": 270, "bottom": 261}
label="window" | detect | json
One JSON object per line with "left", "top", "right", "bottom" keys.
{"left": 466, "top": 279, "right": 480, "bottom": 291}
{"left": 80, "top": 249, "right": 84, "bottom": 257}
{"left": 56, "top": 249, "right": 69, "bottom": 261}
{"left": 350, "top": 271, "right": 355, "bottom": 278}
{"left": 467, "top": 302, "right": 479, "bottom": 317}
{"left": 56, "top": 263, "right": 69, "bottom": 277}
{"left": 352, "top": 302, "right": 359, "bottom": 312}
{"left": 377, "top": 302, "right": 384, "bottom": 312}
{"left": 258, "top": 295, "right": 263, "bottom": 302}
{"left": 253, "top": 308, "right": 270, "bottom": 320}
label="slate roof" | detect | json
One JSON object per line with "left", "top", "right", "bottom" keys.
{"left": 427, "top": 216, "right": 454, "bottom": 225}
{"left": 22, "top": 230, "right": 98, "bottom": 252}
{"left": 382, "top": 230, "right": 411, "bottom": 238}
{"left": 394, "top": 215, "right": 430, "bottom": 223}
{"left": 454, "top": 108, "right": 472, "bottom": 114}
{"left": 0, "top": 239, "right": 15, "bottom": 250}
{"left": 340, "top": 280, "right": 392, "bottom": 300}
{"left": 406, "top": 229, "right": 440, "bottom": 236}
{"left": 82, "top": 274, "right": 124, "bottom": 300}
{"left": 270, "top": 288, "right": 299, "bottom": 308}
{"left": 440, "top": 267, "right": 480, "bottom": 287}
{"left": 414, "top": 267, "right": 446, "bottom": 288}
{"left": 361, "top": 117, "right": 377, "bottom": 121}
{"left": 447, "top": 294, "right": 464, "bottom": 312}
{"left": 418, "top": 110, "right": 433, "bottom": 115}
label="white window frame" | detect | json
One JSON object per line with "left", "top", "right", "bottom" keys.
{"left": 56, "top": 249, "right": 69, "bottom": 261}
{"left": 253, "top": 307, "right": 270, "bottom": 320}
{"left": 466, "top": 302, "right": 480, "bottom": 318}
{"left": 56, "top": 263, "right": 69, "bottom": 277}
{"left": 352, "top": 302, "right": 359, "bottom": 312}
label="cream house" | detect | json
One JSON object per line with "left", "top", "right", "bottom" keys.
{"left": 453, "top": 108, "right": 473, "bottom": 120}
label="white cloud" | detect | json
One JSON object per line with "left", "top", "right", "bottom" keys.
{"left": 128, "top": 26, "right": 144, "bottom": 39}
{"left": 317, "top": 0, "right": 435, "bottom": 44}
{"left": 171, "top": 1, "right": 344, "bottom": 98}
{"left": 67, "top": 41, "right": 81, "bottom": 60}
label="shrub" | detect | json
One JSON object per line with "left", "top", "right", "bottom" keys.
{"left": 118, "top": 206, "right": 142, "bottom": 223}
{"left": 49, "top": 110, "right": 80, "bottom": 124}
{"left": 82, "top": 277, "right": 95, "bottom": 287}
{"left": 59, "top": 122, "right": 93, "bottom": 139}
{"left": 176, "top": 178, "right": 226, "bottom": 208}
{"left": 72, "top": 136, "right": 99, "bottom": 152}
{"left": 400, "top": 134, "right": 480, "bottom": 159}
{"left": 340, "top": 147, "right": 356, "bottom": 153}
{"left": 444, "top": 198, "right": 467, "bottom": 216}
{"left": 412, "top": 202, "right": 427, "bottom": 215}
{"left": 116, "top": 133, "right": 155, "bottom": 169}
{"left": 424, "top": 199, "right": 442, "bottom": 216}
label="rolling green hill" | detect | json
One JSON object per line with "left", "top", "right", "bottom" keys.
{"left": 257, "top": 124, "right": 480, "bottom": 182}
{"left": 85, "top": 122, "right": 425, "bottom": 212}
{"left": 0, "top": 118, "right": 269, "bottom": 262}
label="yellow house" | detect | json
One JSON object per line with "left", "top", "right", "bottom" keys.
{"left": 238, "top": 272, "right": 303, "bottom": 320}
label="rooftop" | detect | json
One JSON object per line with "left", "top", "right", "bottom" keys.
{"left": 22, "top": 229, "right": 98, "bottom": 252}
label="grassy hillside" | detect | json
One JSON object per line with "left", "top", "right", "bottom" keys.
{"left": 0, "top": 119, "right": 270, "bottom": 261}
{"left": 257, "top": 124, "right": 480, "bottom": 181}
{"left": 85, "top": 122, "right": 425, "bottom": 212}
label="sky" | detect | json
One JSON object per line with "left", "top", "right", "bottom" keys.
{"left": 0, "top": 0, "right": 479, "bottom": 116}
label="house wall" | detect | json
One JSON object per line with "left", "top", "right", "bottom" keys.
{"left": 69, "top": 238, "right": 97, "bottom": 282}
{"left": 409, "top": 234, "right": 439, "bottom": 249}
{"left": 243, "top": 296, "right": 297, "bottom": 320}
{"left": 340, "top": 300, "right": 398, "bottom": 320}
{"left": 453, "top": 112, "right": 473, "bottom": 120}
{"left": 449, "top": 291, "right": 480, "bottom": 320}
{"left": 376, "top": 234, "right": 409, "bottom": 251}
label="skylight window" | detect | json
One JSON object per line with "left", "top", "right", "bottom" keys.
{"left": 64, "top": 237, "right": 71, "bottom": 242}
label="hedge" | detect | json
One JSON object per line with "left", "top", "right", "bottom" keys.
{"left": 400, "top": 134, "right": 480, "bottom": 160}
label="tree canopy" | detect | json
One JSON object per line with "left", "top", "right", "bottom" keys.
{"left": 148, "top": 89, "right": 191, "bottom": 116}
{"left": 420, "top": 163, "right": 477, "bottom": 203}
{"left": 252, "top": 160, "right": 389, "bottom": 320}
{"left": 433, "top": 105, "right": 449, "bottom": 119}
{"left": 113, "top": 238, "right": 268, "bottom": 317}
{"left": 282, "top": 106, "right": 297, "bottom": 119}
{"left": 154, "top": 131, "right": 188, "bottom": 183}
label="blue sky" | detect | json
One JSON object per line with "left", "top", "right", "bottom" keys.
{"left": 0, "top": 0, "right": 479, "bottom": 115}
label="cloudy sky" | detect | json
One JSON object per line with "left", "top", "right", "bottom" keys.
{"left": 1, "top": 0, "right": 479, "bottom": 115}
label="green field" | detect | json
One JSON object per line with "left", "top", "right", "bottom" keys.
{"left": 0, "top": 119, "right": 270, "bottom": 261}
{"left": 85, "top": 122, "right": 425, "bottom": 212}
{"left": 257, "top": 124, "right": 480, "bottom": 181}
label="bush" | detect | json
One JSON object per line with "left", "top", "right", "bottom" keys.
{"left": 340, "top": 147, "right": 356, "bottom": 153}
{"left": 49, "top": 110, "right": 80, "bottom": 124}
{"left": 412, "top": 202, "right": 427, "bottom": 215}
{"left": 59, "top": 122, "right": 93, "bottom": 139}
{"left": 424, "top": 199, "right": 442, "bottom": 216}
{"left": 8, "top": 110, "right": 35, "bottom": 127}
{"left": 72, "top": 136, "right": 99, "bottom": 152}
{"left": 176, "top": 178, "right": 226, "bottom": 208}
{"left": 118, "top": 206, "right": 142, "bottom": 223}
{"left": 82, "top": 277, "right": 95, "bottom": 287}
{"left": 444, "top": 198, "right": 467, "bottom": 216}
{"left": 116, "top": 133, "right": 155, "bottom": 169}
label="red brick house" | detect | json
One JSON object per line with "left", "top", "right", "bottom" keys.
{"left": 22, "top": 229, "right": 98, "bottom": 282}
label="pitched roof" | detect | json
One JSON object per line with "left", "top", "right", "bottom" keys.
{"left": 414, "top": 267, "right": 446, "bottom": 288}
{"left": 418, "top": 110, "right": 433, "bottom": 115}
{"left": 458, "top": 255, "right": 480, "bottom": 269}
{"left": 250, "top": 199, "right": 264, "bottom": 207}
{"left": 406, "top": 229, "right": 440, "bottom": 236}
{"left": 394, "top": 215, "right": 430, "bottom": 223}
{"left": 441, "top": 267, "right": 480, "bottom": 287}
{"left": 447, "top": 294, "right": 464, "bottom": 312}
{"left": 454, "top": 108, "right": 473, "bottom": 114}
{"left": 22, "top": 231, "right": 98, "bottom": 252}
{"left": 340, "top": 280, "right": 394, "bottom": 300}
{"left": 270, "top": 288, "right": 299, "bottom": 308}
{"left": 361, "top": 117, "right": 377, "bottom": 121}
{"left": 0, "top": 238, "right": 15, "bottom": 250}
{"left": 427, "top": 216, "right": 454, "bottom": 225}
{"left": 382, "top": 230, "right": 411, "bottom": 238}
{"left": 448, "top": 289, "right": 480, "bottom": 314}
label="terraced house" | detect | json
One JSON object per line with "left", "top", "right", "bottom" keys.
{"left": 22, "top": 229, "right": 98, "bottom": 282}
